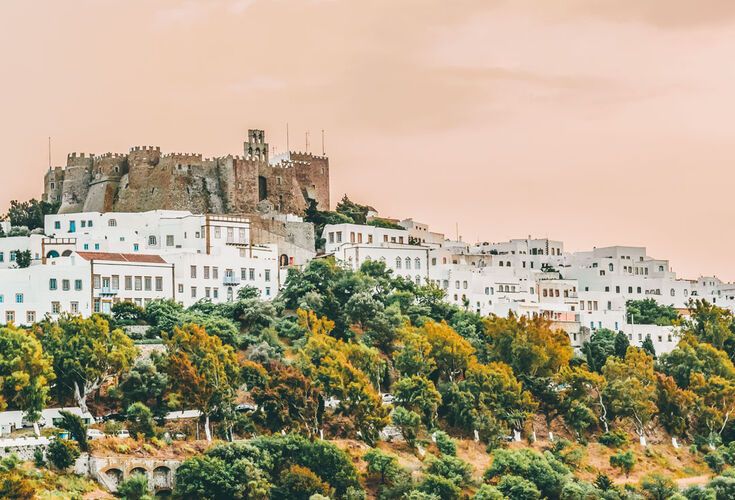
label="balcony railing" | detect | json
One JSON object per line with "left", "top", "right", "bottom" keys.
{"left": 100, "top": 286, "right": 119, "bottom": 296}
{"left": 223, "top": 275, "right": 241, "bottom": 286}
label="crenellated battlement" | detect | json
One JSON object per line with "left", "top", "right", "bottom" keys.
{"left": 44, "top": 128, "right": 330, "bottom": 215}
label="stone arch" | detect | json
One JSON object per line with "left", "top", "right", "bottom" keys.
{"left": 129, "top": 466, "right": 147, "bottom": 478}
{"left": 46, "top": 250, "right": 60, "bottom": 259}
{"left": 279, "top": 254, "right": 289, "bottom": 267}
{"left": 152, "top": 466, "right": 172, "bottom": 490}
{"left": 104, "top": 467, "right": 123, "bottom": 487}
{"left": 61, "top": 250, "right": 73, "bottom": 257}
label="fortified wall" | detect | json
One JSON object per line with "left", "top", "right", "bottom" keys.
{"left": 43, "top": 129, "right": 330, "bottom": 215}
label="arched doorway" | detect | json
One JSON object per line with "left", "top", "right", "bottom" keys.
{"left": 46, "top": 250, "right": 59, "bottom": 259}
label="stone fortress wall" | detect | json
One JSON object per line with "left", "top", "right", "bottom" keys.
{"left": 43, "top": 129, "right": 330, "bottom": 216}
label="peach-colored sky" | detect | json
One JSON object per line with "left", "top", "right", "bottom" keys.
{"left": 2, "top": 0, "right": 735, "bottom": 280}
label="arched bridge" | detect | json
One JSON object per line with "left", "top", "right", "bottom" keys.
{"left": 89, "top": 456, "right": 181, "bottom": 495}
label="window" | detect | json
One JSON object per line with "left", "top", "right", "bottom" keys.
{"left": 26, "top": 311, "right": 35, "bottom": 324}
{"left": 133, "top": 244, "right": 139, "bottom": 252}
{"left": 54, "top": 221, "right": 61, "bottom": 230}
{"left": 93, "top": 299, "right": 100, "bottom": 313}
{"left": 405, "top": 257, "right": 411, "bottom": 269}
{"left": 49, "top": 278, "right": 57, "bottom": 290}
{"left": 191, "top": 286, "right": 197, "bottom": 298}
{"left": 88, "top": 220, "right": 93, "bottom": 227}
{"left": 213, "top": 288, "right": 219, "bottom": 299}
{"left": 60, "top": 279, "right": 70, "bottom": 291}
{"left": 265, "top": 287, "right": 271, "bottom": 296}
{"left": 81, "top": 220, "right": 86, "bottom": 228}
{"left": 395, "top": 257, "right": 402, "bottom": 269}
{"left": 415, "top": 258, "right": 421, "bottom": 269}
{"left": 214, "top": 227, "right": 221, "bottom": 239}
{"left": 144, "top": 277, "right": 152, "bottom": 291}
{"left": 125, "top": 276, "right": 132, "bottom": 290}
{"left": 178, "top": 284, "right": 184, "bottom": 293}
{"left": 83, "top": 244, "right": 89, "bottom": 250}
{"left": 112, "top": 276, "right": 119, "bottom": 290}
{"left": 227, "top": 227, "right": 234, "bottom": 243}
{"left": 51, "top": 302, "right": 60, "bottom": 314}
{"left": 265, "top": 270, "right": 271, "bottom": 282}
{"left": 190, "top": 266, "right": 197, "bottom": 279}
{"left": 328, "top": 232, "right": 334, "bottom": 243}
{"left": 166, "top": 235, "right": 174, "bottom": 246}
{"left": 336, "top": 232, "right": 342, "bottom": 243}
{"left": 670, "top": 288, "right": 675, "bottom": 296}
{"left": 204, "top": 266, "right": 210, "bottom": 279}
{"left": 134, "top": 276, "right": 142, "bottom": 291}
{"left": 108, "top": 219, "right": 117, "bottom": 227}
{"left": 148, "top": 235, "right": 157, "bottom": 246}
{"left": 249, "top": 268, "right": 255, "bottom": 281}
{"left": 212, "top": 267, "right": 218, "bottom": 279}
{"left": 70, "top": 302, "right": 78, "bottom": 313}
{"left": 0, "top": 252, "right": 3, "bottom": 263}
{"left": 6, "top": 311, "right": 15, "bottom": 323}
{"left": 155, "top": 277, "right": 163, "bottom": 291}
{"left": 205, "top": 287, "right": 211, "bottom": 298}
{"left": 15, "top": 293, "right": 23, "bottom": 303}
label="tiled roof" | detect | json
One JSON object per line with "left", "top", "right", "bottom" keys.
{"left": 75, "top": 252, "right": 167, "bottom": 264}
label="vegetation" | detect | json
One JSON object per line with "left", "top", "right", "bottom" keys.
{"left": 2, "top": 198, "right": 60, "bottom": 231}
{"left": 0, "top": 259, "right": 735, "bottom": 497}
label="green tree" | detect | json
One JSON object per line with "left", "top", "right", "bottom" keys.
{"left": 393, "top": 327, "right": 437, "bottom": 377}
{"left": 164, "top": 324, "right": 240, "bottom": 441}
{"left": 251, "top": 363, "right": 321, "bottom": 436}
{"left": 610, "top": 451, "right": 635, "bottom": 477}
{"left": 423, "top": 321, "right": 475, "bottom": 382}
{"left": 425, "top": 454, "right": 472, "bottom": 487}
{"left": 418, "top": 474, "right": 461, "bottom": 500}
{"left": 174, "top": 454, "right": 271, "bottom": 499}
{"left": 126, "top": 402, "right": 156, "bottom": 439}
{"left": 473, "top": 484, "right": 504, "bottom": 499}
{"left": 642, "top": 335, "right": 656, "bottom": 358}
{"left": 497, "top": 475, "right": 541, "bottom": 500}
{"left": 274, "top": 465, "right": 333, "bottom": 500}
{"left": 614, "top": 331, "right": 630, "bottom": 358}
{"left": 582, "top": 328, "right": 617, "bottom": 372}
{"left": 13, "top": 250, "right": 31, "bottom": 269}
{"left": 433, "top": 430, "right": 456, "bottom": 456}
{"left": 626, "top": 299, "right": 679, "bottom": 326}
{"left": 640, "top": 473, "right": 678, "bottom": 500}
{"left": 46, "top": 438, "right": 80, "bottom": 470}
{"left": 35, "top": 314, "right": 137, "bottom": 414}
{"left": 4, "top": 198, "right": 59, "bottom": 230}
{"left": 686, "top": 300, "right": 734, "bottom": 350}
{"left": 392, "top": 406, "right": 421, "bottom": 447}
{"left": 116, "top": 359, "right": 168, "bottom": 418}
{"left": 57, "top": 410, "right": 88, "bottom": 452}
{"left": 484, "top": 448, "right": 570, "bottom": 499}
{"left": 393, "top": 375, "right": 441, "bottom": 427}
{"left": 111, "top": 302, "right": 146, "bottom": 327}
{"left": 602, "top": 347, "right": 658, "bottom": 439}
{"left": 656, "top": 373, "right": 696, "bottom": 437}
{"left": 483, "top": 313, "right": 573, "bottom": 378}
{"left": 363, "top": 448, "right": 401, "bottom": 485}
{"left": 0, "top": 325, "right": 54, "bottom": 423}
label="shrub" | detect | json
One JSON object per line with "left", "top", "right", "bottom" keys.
{"left": 473, "top": 484, "right": 504, "bottom": 499}
{"left": 116, "top": 473, "right": 150, "bottom": 500}
{"left": 275, "top": 464, "right": 333, "bottom": 499}
{"left": 497, "top": 475, "right": 541, "bottom": 500}
{"left": 610, "top": 451, "right": 636, "bottom": 477}
{"left": 33, "top": 447, "right": 45, "bottom": 467}
{"left": 640, "top": 473, "right": 678, "bottom": 500}
{"left": 47, "top": 439, "right": 80, "bottom": 470}
{"left": 705, "top": 451, "right": 726, "bottom": 474}
{"left": 433, "top": 430, "right": 457, "bottom": 456}
{"left": 418, "top": 474, "right": 461, "bottom": 500}
{"left": 392, "top": 406, "right": 421, "bottom": 447}
{"left": 598, "top": 430, "right": 629, "bottom": 448}
{"left": 426, "top": 455, "right": 472, "bottom": 487}
{"left": 127, "top": 402, "right": 156, "bottom": 439}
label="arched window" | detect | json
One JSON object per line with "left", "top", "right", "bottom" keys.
{"left": 415, "top": 276, "right": 421, "bottom": 285}
{"left": 379, "top": 256, "right": 386, "bottom": 262}
{"left": 108, "top": 219, "right": 117, "bottom": 227}
{"left": 414, "top": 258, "right": 421, "bottom": 269}
{"left": 46, "top": 250, "right": 59, "bottom": 259}
{"left": 405, "top": 257, "right": 411, "bottom": 269}
{"left": 395, "top": 257, "right": 402, "bottom": 269}
{"left": 609, "top": 263, "right": 614, "bottom": 272}
{"left": 543, "top": 289, "right": 548, "bottom": 297}
{"left": 670, "top": 288, "right": 675, "bottom": 296}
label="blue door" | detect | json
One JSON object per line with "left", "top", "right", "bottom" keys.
{"left": 69, "top": 221, "right": 76, "bottom": 233}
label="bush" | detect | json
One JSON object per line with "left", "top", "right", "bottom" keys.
{"left": 598, "top": 430, "right": 629, "bottom": 448}
{"left": 57, "top": 410, "right": 88, "bottom": 452}
{"left": 47, "top": 438, "right": 80, "bottom": 470}
{"left": 705, "top": 451, "right": 726, "bottom": 474}
{"left": 497, "top": 475, "right": 541, "bottom": 500}
{"left": 127, "top": 402, "right": 156, "bottom": 439}
{"left": 33, "top": 447, "right": 45, "bottom": 467}
{"left": 418, "top": 474, "right": 461, "bottom": 500}
{"left": 610, "top": 451, "right": 636, "bottom": 477}
{"left": 425, "top": 455, "right": 472, "bottom": 487}
{"left": 274, "top": 464, "right": 333, "bottom": 499}
{"left": 640, "top": 473, "right": 678, "bottom": 500}
{"left": 433, "top": 430, "right": 457, "bottom": 456}
{"left": 116, "top": 473, "right": 150, "bottom": 500}
{"left": 473, "top": 484, "right": 504, "bottom": 499}
{"left": 392, "top": 406, "right": 421, "bottom": 447}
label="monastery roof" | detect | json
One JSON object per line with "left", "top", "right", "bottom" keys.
{"left": 76, "top": 252, "right": 167, "bottom": 264}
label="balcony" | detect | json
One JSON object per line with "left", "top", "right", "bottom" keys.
{"left": 223, "top": 275, "right": 241, "bottom": 286}
{"left": 100, "top": 286, "right": 119, "bottom": 296}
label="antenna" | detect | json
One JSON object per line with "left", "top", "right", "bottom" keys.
{"left": 48, "top": 136, "right": 51, "bottom": 168}
{"left": 286, "top": 123, "right": 290, "bottom": 152}
{"left": 305, "top": 131, "right": 310, "bottom": 152}
{"left": 321, "top": 129, "right": 325, "bottom": 155}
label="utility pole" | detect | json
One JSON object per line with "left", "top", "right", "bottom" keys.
{"left": 305, "top": 131, "right": 310, "bottom": 152}
{"left": 321, "top": 129, "right": 325, "bottom": 155}
{"left": 286, "top": 123, "right": 290, "bottom": 152}
{"left": 48, "top": 136, "right": 51, "bottom": 168}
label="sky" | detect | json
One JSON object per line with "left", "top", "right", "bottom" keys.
{"left": 1, "top": 0, "right": 735, "bottom": 280}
